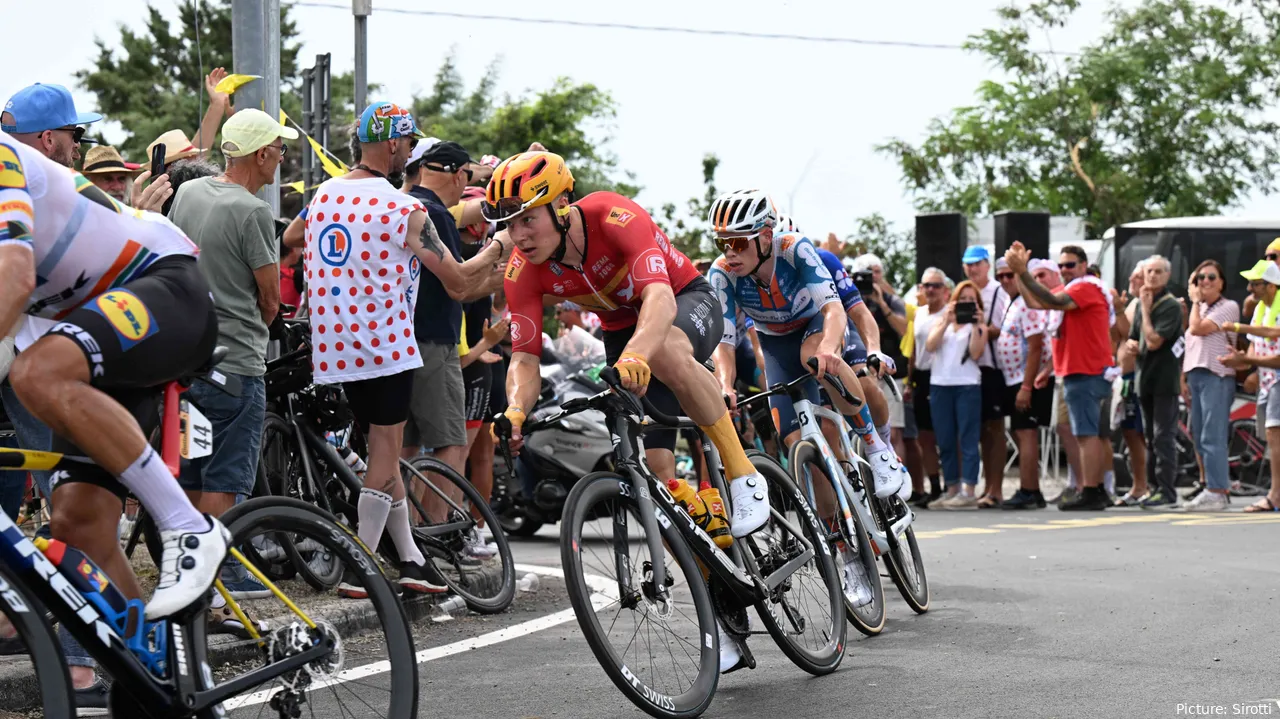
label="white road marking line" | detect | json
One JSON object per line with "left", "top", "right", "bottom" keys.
{"left": 225, "top": 563, "right": 608, "bottom": 712}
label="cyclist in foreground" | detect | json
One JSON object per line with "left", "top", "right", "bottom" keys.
{"left": 0, "top": 129, "right": 229, "bottom": 620}
{"left": 707, "top": 190, "right": 910, "bottom": 609}
{"left": 487, "top": 151, "right": 772, "bottom": 538}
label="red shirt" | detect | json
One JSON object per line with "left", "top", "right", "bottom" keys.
{"left": 505, "top": 191, "right": 699, "bottom": 355}
{"left": 280, "top": 264, "right": 301, "bottom": 318}
{"left": 1052, "top": 280, "right": 1115, "bottom": 377}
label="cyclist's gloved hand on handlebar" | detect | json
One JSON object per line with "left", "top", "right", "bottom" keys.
{"left": 868, "top": 351, "right": 896, "bottom": 377}
{"left": 614, "top": 352, "right": 651, "bottom": 396}
{"left": 491, "top": 406, "right": 527, "bottom": 453}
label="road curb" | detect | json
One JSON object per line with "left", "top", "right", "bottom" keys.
{"left": 0, "top": 565, "right": 538, "bottom": 711}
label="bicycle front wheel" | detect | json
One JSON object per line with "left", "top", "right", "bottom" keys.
{"left": 211, "top": 497, "right": 418, "bottom": 719}
{"left": 561, "top": 471, "right": 719, "bottom": 719}
{"left": 746, "top": 452, "right": 847, "bottom": 675}
{"left": 873, "top": 495, "right": 930, "bottom": 613}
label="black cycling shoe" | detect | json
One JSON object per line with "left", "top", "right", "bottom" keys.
{"left": 1059, "top": 486, "right": 1110, "bottom": 511}
{"left": 1001, "top": 489, "right": 1047, "bottom": 510}
{"left": 75, "top": 678, "right": 110, "bottom": 717}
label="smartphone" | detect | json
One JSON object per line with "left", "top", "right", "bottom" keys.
{"left": 955, "top": 301, "right": 977, "bottom": 325}
{"left": 150, "top": 144, "right": 166, "bottom": 179}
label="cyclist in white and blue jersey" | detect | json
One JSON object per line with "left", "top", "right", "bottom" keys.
{"left": 707, "top": 190, "right": 908, "bottom": 501}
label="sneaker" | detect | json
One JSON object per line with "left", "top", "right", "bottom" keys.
{"left": 1051, "top": 487, "right": 1080, "bottom": 507}
{"left": 221, "top": 573, "right": 272, "bottom": 600}
{"left": 1113, "top": 491, "right": 1148, "bottom": 507}
{"left": 398, "top": 561, "right": 450, "bottom": 594}
{"left": 1182, "top": 490, "right": 1229, "bottom": 512}
{"left": 940, "top": 493, "right": 978, "bottom": 510}
{"left": 1059, "top": 486, "right": 1110, "bottom": 511}
{"left": 145, "top": 517, "right": 232, "bottom": 620}
{"left": 729, "top": 473, "right": 770, "bottom": 538}
{"left": 1139, "top": 491, "right": 1178, "bottom": 509}
{"left": 838, "top": 542, "right": 873, "bottom": 607}
{"left": 1182, "top": 482, "right": 1205, "bottom": 503}
{"left": 907, "top": 491, "right": 931, "bottom": 509}
{"left": 337, "top": 569, "right": 368, "bottom": 599}
{"left": 926, "top": 492, "right": 957, "bottom": 510}
{"left": 462, "top": 528, "right": 498, "bottom": 560}
{"left": 75, "top": 678, "right": 109, "bottom": 717}
{"left": 716, "top": 621, "right": 749, "bottom": 674}
{"left": 1001, "top": 489, "right": 1047, "bottom": 510}
{"left": 208, "top": 598, "right": 269, "bottom": 639}
{"left": 868, "top": 451, "right": 905, "bottom": 498}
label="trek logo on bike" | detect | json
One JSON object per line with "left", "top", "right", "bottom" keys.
{"left": 318, "top": 223, "right": 354, "bottom": 267}
{"left": 92, "top": 289, "right": 158, "bottom": 350}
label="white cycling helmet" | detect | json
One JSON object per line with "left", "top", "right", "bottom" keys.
{"left": 709, "top": 189, "right": 777, "bottom": 237}
{"left": 774, "top": 214, "right": 801, "bottom": 234}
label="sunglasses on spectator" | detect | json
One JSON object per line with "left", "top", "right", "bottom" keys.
{"left": 995, "top": 272, "right": 1015, "bottom": 281}
{"left": 1058, "top": 261, "right": 1078, "bottom": 270}
{"left": 1267, "top": 252, "right": 1279, "bottom": 261}
{"left": 922, "top": 282, "right": 945, "bottom": 290}
{"left": 49, "top": 126, "right": 86, "bottom": 143}
{"left": 1196, "top": 273, "right": 1219, "bottom": 283}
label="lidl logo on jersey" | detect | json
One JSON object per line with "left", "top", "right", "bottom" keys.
{"left": 318, "top": 223, "right": 353, "bottom": 267}
{"left": 605, "top": 207, "right": 635, "bottom": 227}
{"left": 0, "top": 145, "right": 26, "bottom": 189}
{"left": 93, "top": 289, "right": 158, "bottom": 349}
{"left": 505, "top": 254, "right": 525, "bottom": 281}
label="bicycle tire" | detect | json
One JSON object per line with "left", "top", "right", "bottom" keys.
{"left": 404, "top": 456, "right": 516, "bottom": 614}
{"left": 0, "top": 558, "right": 75, "bottom": 718}
{"left": 786, "top": 440, "right": 886, "bottom": 636}
{"left": 561, "top": 471, "right": 718, "bottom": 719}
{"left": 259, "top": 413, "right": 342, "bottom": 590}
{"left": 213, "top": 496, "right": 418, "bottom": 718}
{"left": 871, "top": 494, "right": 930, "bottom": 613}
{"left": 747, "top": 452, "right": 847, "bottom": 674}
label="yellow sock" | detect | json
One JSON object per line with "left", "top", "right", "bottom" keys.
{"left": 699, "top": 412, "right": 755, "bottom": 479}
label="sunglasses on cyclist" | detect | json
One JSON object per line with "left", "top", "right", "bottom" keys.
{"left": 713, "top": 234, "right": 760, "bottom": 254}
{"left": 481, "top": 189, "right": 550, "bottom": 223}
{"left": 1196, "top": 273, "right": 1219, "bottom": 283}
{"left": 1058, "top": 261, "right": 1078, "bottom": 270}
{"left": 995, "top": 272, "right": 1015, "bottom": 281}
{"left": 922, "top": 282, "right": 945, "bottom": 290}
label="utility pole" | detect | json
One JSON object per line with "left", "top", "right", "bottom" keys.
{"left": 231, "top": 0, "right": 282, "bottom": 215}
{"left": 353, "top": 0, "right": 371, "bottom": 113}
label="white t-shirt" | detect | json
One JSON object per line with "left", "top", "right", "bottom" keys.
{"left": 913, "top": 306, "right": 942, "bottom": 371}
{"left": 977, "top": 280, "right": 1009, "bottom": 369}
{"left": 304, "top": 177, "right": 424, "bottom": 383}
{"left": 996, "top": 295, "right": 1051, "bottom": 386}
{"left": 930, "top": 324, "right": 982, "bottom": 386}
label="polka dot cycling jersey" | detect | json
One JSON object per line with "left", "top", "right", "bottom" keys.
{"left": 0, "top": 130, "right": 197, "bottom": 320}
{"left": 303, "top": 177, "right": 424, "bottom": 383}
{"left": 706, "top": 232, "right": 841, "bottom": 346}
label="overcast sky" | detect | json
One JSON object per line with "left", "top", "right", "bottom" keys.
{"left": 5, "top": 0, "right": 1280, "bottom": 235}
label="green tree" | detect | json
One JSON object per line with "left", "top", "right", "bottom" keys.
{"left": 878, "top": 0, "right": 1280, "bottom": 238}
{"left": 654, "top": 153, "right": 720, "bottom": 260}
{"left": 844, "top": 214, "right": 916, "bottom": 293}
{"left": 410, "top": 54, "right": 638, "bottom": 197}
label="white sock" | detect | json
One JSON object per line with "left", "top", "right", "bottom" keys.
{"left": 1067, "top": 465, "right": 1079, "bottom": 490}
{"left": 120, "top": 446, "right": 206, "bottom": 533}
{"left": 386, "top": 499, "right": 426, "bottom": 566}
{"left": 356, "top": 488, "right": 393, "bottom": 555}
{"left": 875, "top": 422, "right": 892, "bottom": 449}
{"left": 1103, "top": 471, "right": 1115, "bottom": 495}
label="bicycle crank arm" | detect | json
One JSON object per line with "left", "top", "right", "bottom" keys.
{"left": 761, "top": 507, "right": 816, "bottom": 592}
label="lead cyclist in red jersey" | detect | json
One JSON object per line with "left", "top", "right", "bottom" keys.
{"left": 486, "top": 151, "right": 771, "bottom": 540}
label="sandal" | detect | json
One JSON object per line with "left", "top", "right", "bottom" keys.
{"left": 976, "top": 496, "right": 1001, "bottom": 509}
{"left": 1243, "top": 497, "right": 1280, "bottom": 513}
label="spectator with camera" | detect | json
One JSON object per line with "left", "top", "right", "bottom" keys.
{"left": 924, "top": 280, "right": 988, "bottom": 508}
{"left": 960, "top": 246, "right": 1012, "bottom": 507}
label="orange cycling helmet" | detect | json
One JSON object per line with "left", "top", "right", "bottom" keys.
{"left": 482, "top": 151, "right": 575, "bottom": 223}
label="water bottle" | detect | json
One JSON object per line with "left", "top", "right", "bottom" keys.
{"left": 34, "top": 538, "right": 169, "bottom": 678}
{"left": 336, "top": 445, "right": 367, "bottom": 475}
{"left": 697, "top": 481, "right": 733, "bottom": 549}
{"left": 666, "top": 479, "right": 710, "bottom": 527}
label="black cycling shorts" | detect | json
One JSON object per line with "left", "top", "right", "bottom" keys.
{"left": 463, "top": 361, "right": 492, "bottom": 428}
{"left": 485, "top": 357, "right": 506, "bottom": 422}
{"left": 40, "top": 255, "right": 219, "bottom": 498}
{"left": 601, "top": 276, "right": 724, "bottom": 452}
{"left": 343, "top": 369, "right": 415, "bottom": 431}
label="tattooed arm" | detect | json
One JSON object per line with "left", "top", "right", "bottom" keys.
{"left": 1018, "top": 271, "right": 1077, "bottom": 311}
{"left": 406, "top": 209, "right": 505, "bottom": 299}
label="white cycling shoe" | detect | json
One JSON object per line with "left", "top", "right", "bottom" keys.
{"left": 868, "top": 451, "right": 905, "bottom": 499}
{"left": 729, "top": 473, "right": 770, "bottom": 538}
{"left": 840, "top": 543, "right": 874, "bottom": 607}
{"left": 146, "top": 516, "right": 232, "bottom": 620}
{"left": 896, "top": 464, "right": 913, "bottom": 502}
{"left": 717, "top": 619, "right": 750, "bottom": 674}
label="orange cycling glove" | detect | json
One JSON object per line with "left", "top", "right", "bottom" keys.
{"left": 615, "top": 352, "right": 651, "bottom": 392}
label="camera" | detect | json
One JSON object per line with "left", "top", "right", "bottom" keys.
{"left": 852, "top": 270, "right": 876, "bottom": 296}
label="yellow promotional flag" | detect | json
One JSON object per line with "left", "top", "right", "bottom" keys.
{"left": 213, "top": 73, "right": 260, "bottom": 95}
{"left": 279, "top": 110, "right": 350, "bottom": 178}
{"left": 284, "top": 181, "right": 306, "bottom": 195}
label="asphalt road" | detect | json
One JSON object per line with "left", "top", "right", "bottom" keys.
{"left": 231, "top": 507, "right": 1280, "bottom": 719}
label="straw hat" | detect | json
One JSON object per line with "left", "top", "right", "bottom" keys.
{"left": 146, "top": 129, "right": 203, "bottom": 165}
{"left": 80, "top": 145, "right": 141, "bottom": 175}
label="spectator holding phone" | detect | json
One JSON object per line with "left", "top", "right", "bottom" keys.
{"left": 924, "top": 280, "right": 988, "bottom": 509}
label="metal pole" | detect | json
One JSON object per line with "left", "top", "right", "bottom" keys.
{"left": 353, "top": 0, "right": 371, "bottom": 112}
{"left": 264, "top": 0, "right": 281, "bottom": 216}
{"left": 231, "top": 0, "right": 280, "bottom": 214}
{"left": 301, "top": 67, "right": 314, "bottom": 204}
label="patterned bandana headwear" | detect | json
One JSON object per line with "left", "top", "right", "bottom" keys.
{"left": 355, "top": 102, "right": 427, "bottom": 143}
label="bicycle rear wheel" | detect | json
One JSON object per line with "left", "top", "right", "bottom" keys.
{"left": 403, "top": 456, "right": 516, "bottom": 614}
{"left": 785, "top": 442, "right": 885, "bottom": 636}
{"left": 210, "top": 497, "right": 418, "bottom": 719}
{"left": 745, "top": 453, "right": 846, "bottom": 674}
{"left": 258, "top": 414, "right": 343, "bottom": 590}
{"left": 561, "top": 471, "right": 718, "bottom": 719}
{"left": 872, "top": 495, "right": 930, "bottom": 613}
{"left": 0, "top": 558, "right": 75, "bottom": 718}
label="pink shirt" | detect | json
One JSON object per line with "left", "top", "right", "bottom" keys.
{"left": 1182, "top": 298, "right": 1238, "bottom": 378}
{"left": 996, "top": 296, "right": 1052, "bottom": 386}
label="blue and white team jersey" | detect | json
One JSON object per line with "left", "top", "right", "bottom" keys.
{"left": 707, "top": 232, "right": 841, "bottom": 346}
{"left": 818, "top": 248, "right": 862, "bottom": 311}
